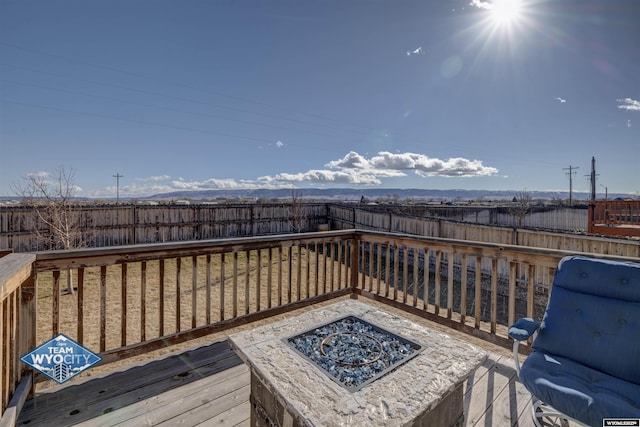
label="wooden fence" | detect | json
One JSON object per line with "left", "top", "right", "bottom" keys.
{"left": 364, "top": 204, "right": 589, "bottom": 231}
{"left": 3, "top": 203, "right": 639, "bottom": 258}
{"left": 0, "top": 203, "right": 329, "bottom": 252}
{"left": 328, "top": 205, "right": 640, "bottom": 258}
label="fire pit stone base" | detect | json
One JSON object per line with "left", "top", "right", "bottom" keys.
{"left": 229, "top": 300, "right": 486, "bottom": 427}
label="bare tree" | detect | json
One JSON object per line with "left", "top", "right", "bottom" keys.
{"left": 12, "top": 166, "right": 87, "bottom": 293}
{"left": 287, "top": 187, "right": 308, "bottom": 233}
{"left": 509, "top": 189, "right": 532, "bottom": 227}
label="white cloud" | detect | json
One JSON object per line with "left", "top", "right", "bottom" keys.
{"left": 259, "top": 169, "right": 381, "bottom": 185}
{"left": 88, "top": 150, "right": 498, "bottom": 197}
{"left": 27, "top": 171, "right": 51, "bottom": 178}
{"left": 259, "top": 150, "right": 498, "bottom": 186}
{"left": 469, "top": 0, "right": 492, "bottom": 11}
{"left": 554, "top": 97, "right": 566, "bottom": 103}
{"left": 617, "top": 98, "right": 640, "bottom": 111}
{"left": 628, "top": 119, "right": 632, "bottom": 128}
{"left": 137, "top": 175, "right": 171, "bottom": 182}
{"left": 328, "top": 151, "right": 498, "bottom": 178}
{"left": 275, "top": 140, "right": 285, "bottom": 148}
{"left": 171, "top": 178, "right": 259, "bottom": 190}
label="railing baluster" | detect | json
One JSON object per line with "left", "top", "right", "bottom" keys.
{"left": 376, "top": 243, "right": 382, "bottom": 295}
{"left": 287, "top": 246, "right": 292, "bottom": 303}
{"left": 305, "top": 244, "right": 310, "bottom": 299}
{"left": 434, "top": 251, "right": 442, "bottom": 315}
{"left": 219, "top": 253, "right": 225, "bottom": 321}
{"left": 360, "top": 241, "right": 366, "bottom": 290}
{"left": 527, "top": 263, "right": 536, "bottom": 319}
{"left": 508, "top": 261, "right": 517, "bottom": 327}
{"left": 296, "top": 244, "right": 302, "bottom": 301}
{"left": 490, "top": 258, "right": 498, "bottom": 334}
{"left": 447, "top": 252, "right": 454, "bottom": 320}
{"left": 329, "top": 240, "right": 335, "bottom": 292}
{"left": 402, "top": 246, "right": 408, "bottom": 305}
{"left": 384, "top": 243, "right": 391, "bottom": 298}
{"left": 337, "top": 241, "right": 343, "bottom": 290}
{"left": 256, "top": 249, "right": 262, "bottom": 311}
{"left": 315, "top": 243, "right": 320, "bottom": 296}
{"left": 52, "top": 270, "right": 60, "bottom": 335}
{"left": 205, "top": 255, "right": 211, "bottom": 325}
{"left": 475, "top": 256, "right": 482, "bottom": 329}
{"left": 231, "top": 251, "right": 240, "bottom": 317}
{"left": 9, "top": 292, "right": 16, "bottom": 398}
{"left": 267, "top": 247, "right": 273, "bottom": 309}
{"left": 412, "top": 248, "right": 419, "bottom": 308}
{"left": 393, "top": 245, "right": 399, "bottom": 302}
{"left": 191, "top": 255, "right": 198, "bottom": 329}
{"left": 241, "top": 251, "right": 246, "bottom": 316}
{"left": 121, "top": 263, "right": 127, "bottom": 347}
{"left": 316, "top": 242, "right": 331, "bottom": 294}
{"left": 175, "top": 258, "right": 181, "bottom": 333}
{"left": 77, "top": 268, "right": 84, "bottom": 344}
{"left": 460, "top": 255, "right": 467, "bottom": 324}
{"left": 368, "top": 242, "right": 374, "bottom": 293}
{"left": 140, "top": 262, "right": 146, "bottom": 342}
{"left": 277, "top": 246, "right": 283, "bottom": 306}
{"left": 159, "top": 260, "right": 165, "bottom": 336}
{"left": 158, "top": 259, "right": 165, "bottom": 337}
{"left": 423, "top": 248, "right": 430, "bottom": 312}
{"left": 100, "top": 265, "right": 107, "bottom": 352}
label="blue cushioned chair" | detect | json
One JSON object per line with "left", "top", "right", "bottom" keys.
{"left": 509, "top": 255, "right": 640, "bottom": 427}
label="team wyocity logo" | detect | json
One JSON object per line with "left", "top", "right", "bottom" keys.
{"left": 21, "top": 334, "right": 102, "bottom": 384}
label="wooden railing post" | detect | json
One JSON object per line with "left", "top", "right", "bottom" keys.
{"left": 349, "top": 237, "right": 359, "bottom": 298}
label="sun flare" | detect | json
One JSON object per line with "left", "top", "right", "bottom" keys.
{"left": 489, "top": 0, "right": 523, "bottom": 25}
{"left": 471, "top": 0, "right": 525, "bottom": 27}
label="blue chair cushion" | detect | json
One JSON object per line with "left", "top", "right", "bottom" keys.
{"left": 532, "top": 257, "right": 640, "bottom": 385}
{"left": 520, "top": 351, "right": 640, "bottom": 427}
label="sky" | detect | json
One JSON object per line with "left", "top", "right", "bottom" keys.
{"left": 1, "top": 0, "right": 639, "bottom": 198}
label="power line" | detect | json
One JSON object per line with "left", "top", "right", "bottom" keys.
{"left": 0, "top": 98, "right": 348, "bottom": 156}
{"left": 563, "top": 165, "right": 579, "bottom": 206}
{"left": 0, "top": 62, "right": 367, "bottom": 136}
{"left": 0, "top": 78, "right": 362, "bottom": 143}
{"left": 0, "top": 41, "right": 372, "bottom": 133}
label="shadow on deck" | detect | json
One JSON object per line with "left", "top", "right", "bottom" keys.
{"left": 17, "top": 339, "right": 577, "bottom": 427}
{"left": 17, "top": 340, "right": 249, "bottom": 426}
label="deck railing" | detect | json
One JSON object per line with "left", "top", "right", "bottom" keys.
{"left": 2, "top": 229, "right": 638, "bottom": 422}
{"left": 0, "top": 252, "right": 36, "bottom": 424}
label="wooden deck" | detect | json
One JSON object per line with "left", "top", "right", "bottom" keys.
{"left": 16, "top": 339, "right": 575, "bottom": 427}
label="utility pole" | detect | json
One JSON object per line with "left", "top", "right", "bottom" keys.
{"left": 563, "top": 165, "right": 578, "bottom": 206}
{"left": 585, "top": 157, "right": 599, "bottom": 202}
{"left": 589, "top": 157, "right": 596, "bottom": 202}
{"left": 600, "top": 184, "right": 608, "bottom": 200}
{"left": 113, "top": 173, "right": 124, "bottom": 205}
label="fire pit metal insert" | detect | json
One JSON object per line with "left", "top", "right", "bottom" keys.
{"left": 286, "top": 315, "right": 423, "bottom": 392}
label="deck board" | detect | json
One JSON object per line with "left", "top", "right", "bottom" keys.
{"left": 17, "top": 341, "right": 244, "bottom": 426}
{"left": 16, "top": 339, "right": 579, "bottom": 427}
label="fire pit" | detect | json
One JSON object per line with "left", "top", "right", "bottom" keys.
{"left": 286, "top": 316, "right": 422, "bottom": 391}
{"left": 229, "top": 300, "right": 487, "bottom": 426}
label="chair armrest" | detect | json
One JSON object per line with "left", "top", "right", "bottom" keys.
{"left": 509, "top": 318, "right": 540, "bottom": 377}
{"left": 508, "top": 318, "right": 540, "bottom": 341}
